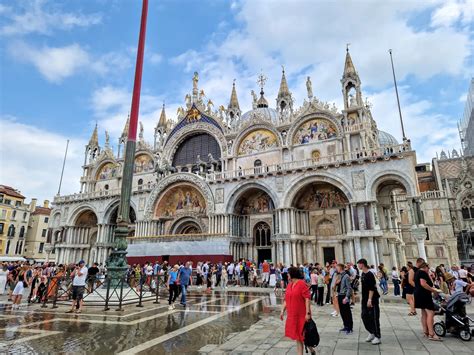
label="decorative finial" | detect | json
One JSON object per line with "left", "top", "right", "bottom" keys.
{"left": 346, "top": 43, "right": 351, "bottom": 52}
{"left": 257, "top": 70, "right": 267, "bottom": 91}
{"left": 281, "top": 65, "right": 285, "bottom": 73}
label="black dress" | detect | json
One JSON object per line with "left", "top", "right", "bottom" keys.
{"left": 414, "top": 269, "right": 435, "bottom": 310}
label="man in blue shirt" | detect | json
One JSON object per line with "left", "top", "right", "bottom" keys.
{"left": 178, "top": 261, "right": 193, "bottom": 306}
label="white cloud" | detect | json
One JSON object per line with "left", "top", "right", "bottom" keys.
{"left": 431, "top": 0, "right": 473, "bottom": 27}
{"left": 8, "top": 41, "right": 132, "bottom": 83}
{"left": 9, "top": 41, "right": 90, "bottom": 83}
{"left": 0, "top": 0, "right": 102, "bottom": 36}
{"left": 149, "top": 52, "right": 163, "bottom": 65}
{"left": 0, "top": 116, "right": 85, "bottom": 202}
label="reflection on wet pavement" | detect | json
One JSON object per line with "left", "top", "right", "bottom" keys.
{"left": 0, "top": 291, "right": 281, "bottom": 354}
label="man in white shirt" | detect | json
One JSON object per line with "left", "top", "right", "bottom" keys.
{"left": 67, "top": 260, "right": 88, "bottom": 314}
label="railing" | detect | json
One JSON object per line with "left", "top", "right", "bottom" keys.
{"left": 128, "top": 233, "right": 226, "bottom": 243}
{"left": 54, "top": 183, "right": 157, "bottom": 204}
{"left": 33, "top": 274, "right": 166, "bottom": 311}
{"left": 207, "top": 143, "right": 411, "bottom": 182}
{"left": 421, "top": 190, "right": 447, "bottom": 199}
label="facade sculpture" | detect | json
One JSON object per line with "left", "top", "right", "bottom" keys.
{"left": 48, "top": 50, "right": 460, "bottom": 267}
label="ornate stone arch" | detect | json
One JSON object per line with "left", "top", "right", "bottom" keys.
{"left": 367, "top": 170, "right": 417, "bottom": 200}
{"left": 51, "top": 211, "right": 62, "bottom": 228}
{"left": 144, "top": 173, "right": 214, "bottom": 220}
{"left": 92, "top": 159, "right": 121, "bottom": 181}
{"left": 283, "top": 172, "right": 354, "bottom": 208}
{"left": 163, "top": 123, "right": 228, "bottom": 163}
{"left": 287, "top": 112, "right": 343, "bottom": 148}
{"left": 68, "top": 204, "right": 99, "bottom": 226}
{"left": 102, "top": 198, "right": 138, "bottom": 224}
{"left": 225, "top": 181, "right": 279, "bottom": 214}
{"left": 232, "top": 123, "right": 283, "bottom": 156}
{"left": 169, "top": 216, "right": 206, "bottom": 234}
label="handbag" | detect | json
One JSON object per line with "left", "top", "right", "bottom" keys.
{"left": 303, "top": 318, "right": 320, "bottom": 352}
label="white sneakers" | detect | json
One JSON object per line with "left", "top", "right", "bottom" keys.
{"left": 371, "top": 337, "right": 381, "bottom": 345}
{"left": 365, "top": 334, "right": 375, "bottom": 342}
{"left": 168, "top": 305, "right": 173, "bottom": 310}
{"left": 365, "top": 334, "right": 381, "bottom": 344}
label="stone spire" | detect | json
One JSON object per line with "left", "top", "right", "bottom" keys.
{"left": 88, "top": 123, "right": 99, "bottom": 148}
{"left": 276, "top": 66, "right": 293, "bottom": 117}
{"left": 121, "top": 114, "right": 130, "bottom": 141}
{"left": 157, "top": 103, "right": 167, "bottom": 129}
{"left": 277, "top": 66, "right": 290, "bottom": 99}
{"left": 228, "top": 80, "right": 240, "bottom": 111}
{"left": 343, "top": 46, "right": 358, "bottom": 78}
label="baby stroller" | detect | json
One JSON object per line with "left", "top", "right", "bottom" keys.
{"left": 434, "top": 291, "right": 474, "bottom": 341}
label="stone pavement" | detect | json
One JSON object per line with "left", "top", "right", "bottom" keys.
{"left": 199, "top": 301, "right": 474, "bottom": 355}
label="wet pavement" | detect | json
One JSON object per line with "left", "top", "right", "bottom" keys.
{"left": 0, "top": 289, "right": 473, "bottom": 354}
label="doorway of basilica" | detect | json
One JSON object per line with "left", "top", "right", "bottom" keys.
{"left": 254, "top": 222, "right": 272, "bottom": 263}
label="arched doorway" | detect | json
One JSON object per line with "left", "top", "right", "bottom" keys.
{"left": 291, "top": 182, "right": 349, "bottom": 264}
{"left": 232, "top": 187, "right": 275, "bottom": 262}
{"left": 254, "top": 221, "right": 272, "bottom": 263}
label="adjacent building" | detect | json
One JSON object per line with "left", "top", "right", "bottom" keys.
{"left": 48, "top": 50, "right": 460, "bottom": 268}
{"left": 0, "top": 185, "right": 31, "bottom": 257}
{"left": 24, "top": 199, "right": 52, "bottom": 261}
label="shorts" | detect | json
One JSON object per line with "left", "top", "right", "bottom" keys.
{"left": 12, "top": 282, "right": 24, "bottom": 296}
{"left": 72, "top": 286, "right": 85, "bottom": 301}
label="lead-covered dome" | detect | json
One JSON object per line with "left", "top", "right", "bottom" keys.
{"left": 241, "top": 107, "right": 279, "bottom": 125}
{"left": 378, "top": 130, "right": 398, "bottom": 146}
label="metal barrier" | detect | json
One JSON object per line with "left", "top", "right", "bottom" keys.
{"left": 34, "top": 274, "right": 166, "bottom": 311}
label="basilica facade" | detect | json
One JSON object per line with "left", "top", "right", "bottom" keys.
{"left": 49, "top": 50, "right": 459, "bottom": 268}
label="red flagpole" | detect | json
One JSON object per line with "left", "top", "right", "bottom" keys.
{"left": 128, "top": 0, "right": 148, "bottom": 141}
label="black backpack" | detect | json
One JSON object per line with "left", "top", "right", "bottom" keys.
{"left": 303, "top": 318, "right": 320, "bottom": 352}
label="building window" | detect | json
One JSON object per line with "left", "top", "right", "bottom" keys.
{"left": 39, "top": 243, "right": 44, "bottom": 253}
{"left": 19, "top": 226, "right": 25, "bottom": 238}
{"left": 23, "top": 212, "right": 27, "bottom": 220}
{"left": 15, "top": 201, "right": 21, "bottom": 207}
{"left": 12, "top": 210, "right": 16, "bottom": 219}
{"left": 0, "top": 194, "right": 3, "bottom": 203}
{"left": 0, "top": 210, "right": 5, "bottom": 219}
{"left": 138, "top": 179, "right": 143, "bottom": 190}
{"left": 5, "top": 240, "right": 10, "bottom": 254}
{"left": 5, "top": 199, "right": 11, "bottom": 205}
{"left": 0, "top": 223, "right": 3, "bottom": 234}
{"left": 44, "top": 217, "right": 49, "bottom": 223}
{"left": 7, "top": 224, "right": 15, "bottom": 237}
{"left": 104, "top": 184, "right": 109, "bottom": 191}
{"left": 461, "top": 194, "right": 474, "bottom": 220}
{"left": 41, "top": 229, "right": 47, "bottom": 238}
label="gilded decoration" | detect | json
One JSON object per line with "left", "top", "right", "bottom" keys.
{"left": 296, "top": 184, "right": 348, "bottom": 210}
{"left": 155, "top": 183, "right": 206, "bottom": 218}
{"left": 235, "top": 191, "right": 274, "bottom": 215}
{"left": 293, "top": 118, "right": 337, "bottom": 145}
{"left": 238, "top": 129, "right": 278, "bottom": 155}
{"left": 311, "top": 150, "right": 321, "bottom": 161}
{"left": 97, "top": 162, "right": 119, "bottom": 180}
{"left": 134, "top": 154, "right": 154, "bottom": 173}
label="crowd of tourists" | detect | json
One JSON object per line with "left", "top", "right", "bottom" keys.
{"left": 1, "top": 257, "right": 473, "bottom": 352}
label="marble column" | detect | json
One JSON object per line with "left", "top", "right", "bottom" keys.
{"left": 390, "top": 242, "right": 398, "bottom": 268}
{"left": 291, "top": 240, "right": 297, "bottom": 265}
{"left": 348, "top": 239, "right": 355, "bottom": 263}
{"left": 278, "top": 241, "right": 284, "bottom": 264}
{"left": 312, "top": 241, "right": 317, "bottom": 263}
{"left": 354, "top": 237, "right": 362, "bottom": 261}
{"left": 368, "top": 237, "right": 377, "bottom": 266}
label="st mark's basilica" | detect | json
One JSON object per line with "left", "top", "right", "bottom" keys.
{"left": 48, "top": 50, "right": 460, "bottom": 268}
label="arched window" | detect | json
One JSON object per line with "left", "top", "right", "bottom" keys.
{"left": 19, "top": 226, "right": 25, "bottom": 238}
{"left": 137, "top": 179, "right": 143, "bottom": 190}
{"left": 172, "top": 133, "right": 221, "bottom": 168}
{"left": 104, "top": 184, "right": 109, "bottom": 190}
{"left": 12, "top": 210, "right": 16, "bottom": 219}
{"left": 254, "top": 222, "right": 271, "bottom": 247}
{"left": 7, "top": 224, "right": 15, "bottom": 237}
{"left": 254, "top": 159, "right": 262, "bottom": 167}
{"left": 461, "top": 194, "right": 474, "bottom": 220}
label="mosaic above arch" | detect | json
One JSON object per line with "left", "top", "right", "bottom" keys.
{"left": 294, "top": 183, "right": 348, "bottom": 210}
{"left": 238, "top": 129, "right": 278, "bottom": 156}
{"left": 134, "top": 154, "right": 154, "bottom": 173}
{"left": 234, "top": 189, "right": 275, "bottom": 215}
{"left": 293, "top": 118, "right": 338, "bottom": 145}
{"left": 97, "top": 162, "right": 119, "bottom": 180}
{"left": 154, "top": 183, "right": 206, "bottom": 218}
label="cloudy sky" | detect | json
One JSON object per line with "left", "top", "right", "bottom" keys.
{"left": 0, "top": 0, "right": 472, "bottom": 202}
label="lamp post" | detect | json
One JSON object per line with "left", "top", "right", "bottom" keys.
{"left": 107, "top": 0, "right": 148, "bottom": 281}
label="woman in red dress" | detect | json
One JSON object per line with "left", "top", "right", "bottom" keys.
{"left": 280, "top": 267, "right": 315, "bottom": 355}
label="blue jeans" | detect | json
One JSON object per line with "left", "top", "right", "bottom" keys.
{"left": 180, "top": 284, "right": 187, "bottom": 304}
{"left": 379, "top": 278, "right": 388, "bottom": 294}
{"left": 393, "top": 279, "right": 400, "bottom": 296}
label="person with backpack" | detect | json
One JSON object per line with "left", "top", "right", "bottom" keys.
{"left": 280, "top": 267, "right": 315, "bottom": 355}
{"left": 357, "top": 258, "right": 381, "bottom": 345}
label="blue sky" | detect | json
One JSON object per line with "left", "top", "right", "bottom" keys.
{"left": 0, "top": 0, "right": 472, "bottom": 202}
